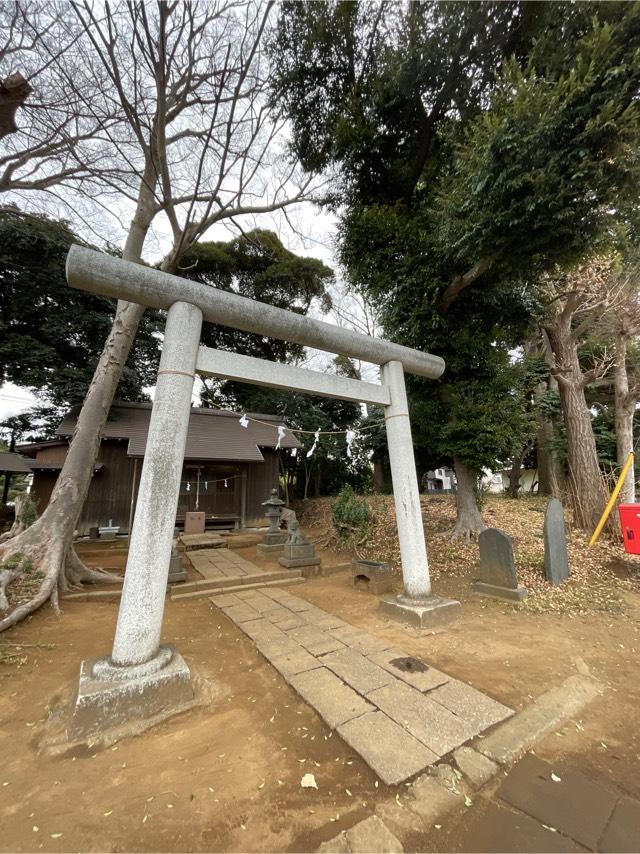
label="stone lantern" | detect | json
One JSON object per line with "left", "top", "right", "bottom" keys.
{"left": 256, "top": 488, "right": 288, "bottom": 557}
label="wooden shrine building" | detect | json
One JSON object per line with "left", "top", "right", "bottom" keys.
{"left": 19, "top": 401, "right": 301, "bottom": 534}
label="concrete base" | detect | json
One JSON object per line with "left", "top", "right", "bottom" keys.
{"left": 380, "top": 594, "right": 461, "bottom": 629}
{"left": 69, "top": 644, "right": 194, "bottom": 740}
{"left": 473, "top": 581, "right": 528, "bottom": 602}
{"left": 278, "top": 557, "right": 321, "bottom": 577}
{"left": 256, "top": 542, "right": 285, "bottom": 558}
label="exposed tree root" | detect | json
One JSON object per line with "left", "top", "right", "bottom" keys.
{"left": 450, "top": 514, "right": 487, "bottom": 544}
{"left": 0, "top": 518, "right": 123, "bottom": 631}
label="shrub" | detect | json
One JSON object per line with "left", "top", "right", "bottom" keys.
{"left": 331, "top": 485, "right": 371, "bottom": 540}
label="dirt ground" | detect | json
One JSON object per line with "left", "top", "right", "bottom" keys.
{"left": 2, "top": 499, "right": 640, "bottom": 853}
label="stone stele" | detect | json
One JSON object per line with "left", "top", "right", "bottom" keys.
{"left": 543, "top": 498, "right": 569, "bottom": 586}
{"left": 473, "top": 528, "right": 527, "bottom": 601}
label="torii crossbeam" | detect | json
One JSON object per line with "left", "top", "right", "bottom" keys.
{"left": 64, "top": 245, "right": 459, "bottom": 740}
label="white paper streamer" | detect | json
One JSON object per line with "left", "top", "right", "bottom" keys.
{"left": 239, "top": 413, "right": 249, "bottom": 428}
{"left": 346, "top": 429, "right": 356, "bottom": 459}
{"left": 275, "top": 424, "right": 287, "bottom": 450}
{"left": 306, "top": 428, "right": 321, "bottom": 459}
{"left": 291, "top": 448, "right": 297, "bottom": 458}
{"left": 224, "top": 479, "right": 228, "bottom": 487}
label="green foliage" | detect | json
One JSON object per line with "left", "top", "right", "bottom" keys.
{"left": 331, "top": 485, "right": 371, "bottom": 539}
{"left": 0, "top": 208, "right": 161, "bottom": 409}
{"left": 184, "top": 229, "right": 334, "bottom": 364}
{"left": 1, "top": 552, "right": 32, "bottom": 573}
{"left": 273, "top": 2, "right": 640, "bottom": 486}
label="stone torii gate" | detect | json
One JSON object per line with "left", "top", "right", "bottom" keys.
{"left": 65, "top": 245, "right": 459, "bottom": 739}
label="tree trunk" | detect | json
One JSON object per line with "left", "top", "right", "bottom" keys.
{"left": 507, "top": 451, "right": 524, "bottom": 498}
{"left": 373, "top": 458, "right": 385, "bottom": 492}
{"left": 614, "top": 332, "right": 636, "bottom": 504}
{"left": 451, "top": 456, "right": 486, "bottom": 542}
{"left": 0, "top": 170, "right": 156, "bottom": 631}
{"left": 545, "top": 322, "right": 610, "bottom": 532}
{"left": 535, "top": 332, "right": 564, "bottom": 498}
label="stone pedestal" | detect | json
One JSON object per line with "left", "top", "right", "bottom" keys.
{"left": 256, "top": 530, "right": 287, "bottom": 558}
{"left": 69, "top": 644, "right": 194, "bottom": 740}
{"left": 184, "top": 511, "right": 206, "bottom": 534}
{"left": 380, "top": 594, "right": 461, "bottom": 629}
{"left": 167, "top": 550, "right": 186, "bottom": 584}
{"left": 278, "top": 543, "right": 321, "bottom": 575}
{"left": 472, "top": 581, "right": 527, "bottom": 601}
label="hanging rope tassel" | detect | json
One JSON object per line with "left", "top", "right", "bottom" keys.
{"left": 239, "top": 413, "right": 249, "bottom": 428}
{"left": 346, "top": 429, "right": 356, "bottom": 459}
{"left": 275, "top": 424, "right": 287, "bottom": 450}
{"left": 306, "top": 428, "right": 321, "bottom": 459}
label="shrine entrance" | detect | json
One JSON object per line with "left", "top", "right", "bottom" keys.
{"left": 64, "top": 244, "right": 458, "bottom": 738}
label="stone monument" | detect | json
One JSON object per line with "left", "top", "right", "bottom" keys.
{"left": 278, "top": 519, "right": 321, "bottom": 576}
{"left": 543, "top": 498, "right": 569, "bottom": 585}
{"left": 473, "top": 528, "right": 527, "bottom": 601}
{"left": 352, "top": 559, "right": 394, "bottom": 595}
{"left": 256, "top": 488, "right": 288, "bottom": 558}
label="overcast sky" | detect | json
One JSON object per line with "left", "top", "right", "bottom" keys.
{"left": 0, "top": 196, "right": 384, "bottom": 423}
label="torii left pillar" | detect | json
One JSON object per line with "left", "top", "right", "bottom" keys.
{"left": 69, "top": 301, "right": 202, "bottom": 740}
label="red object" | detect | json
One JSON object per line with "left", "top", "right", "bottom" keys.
{"left": 618, "top": 504, "right": 640, "bottom": 554}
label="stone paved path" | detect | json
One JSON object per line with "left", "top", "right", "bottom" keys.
{"left": 210, "top": 587, "right": 513, "bottom": 785}
{"left": 457, "top": 754, "right": 640, "bottom": 852}
{"left": 188, "top": 547, "right": 265, "bottom": 581}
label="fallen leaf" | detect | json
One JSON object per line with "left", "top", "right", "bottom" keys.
{"left": 464, "top": 795, "right": 473, "bottom": 807}
{"left": 51, "top": 833, "right": 62, "bottom": 839}
{"left": 301, "top": 773, "right": 318, "bottom": 789}
{"left": 103, "top": 810, "right": 113, "bottom": 816}
{"left": 550, "top": 773, "right": 561, "bottom": 783}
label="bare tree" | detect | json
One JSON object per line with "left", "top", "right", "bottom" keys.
{"left": 0, "top": 1, "right": 314, "bottom": 631}
{"left": 542, "top": 258, "right": 623, "bottom": 532}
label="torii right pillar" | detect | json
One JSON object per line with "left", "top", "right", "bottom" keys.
{"left": 380, "top": 360, "right": 461, "bottom": 628}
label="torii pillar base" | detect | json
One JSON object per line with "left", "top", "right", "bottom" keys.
{"left": 380, "top": 593, "right": 461, "bottom": 630}
{"left": 68, "top": 644, "right": 194, "bottom": 741}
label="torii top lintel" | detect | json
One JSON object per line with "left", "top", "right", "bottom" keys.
{"left": 66, "top": 245, "right": 445, "bottom": 381}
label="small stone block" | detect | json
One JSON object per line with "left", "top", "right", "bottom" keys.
{"left": 69, "top": 645, "right": 193, "bottom": 739}
{"left": 380, "top": 595, "right": 461, "bottom": 629}
{"left": 220, "top": 603, "right": 261, "bottom": 623}
{"left": 209, "top": 593, "right": 242, "bottom": 607}
{"left": 452, "top": 746, "right": 498, "bottom": 789}
{"left": 367, "top": 648, "right": 450, "bottom": 693}
{"left": 599, "top": 796, "right": 640, "bottom": 853}
{"left": 368, "top": 680, "right": 477, "bottom": 757}
{"left": 262, "top": 531, "right": 288, "bottom": 546}
{"left": 345, "top": 815, "right": 404, "bottom": 853}
{"left": 322, "top": 647, "right": 395, "bottom": 695}
{"left": 409, "top": 774, "right": 461, "bottom": 821}
{"left": 473, "top": 581, "right": 528, "bottom": 601}
{"left": 345, "top": 633, "right": 394, "bottom": 656}
{"left": 288, "top": 667, "right": 374, "bottom": 729}
{"left": 352, "top": 559, "right": 394, "bottom": 595}
{"left": 428, "top": 679, "right": 513, "bottom": 731}
{"left": 256, "top": 542, "right": 285, "bottom": 558}
{"left": 498, "top": 754, "right": 617, "bottom": 851}
{"left": 467, "top": 802, "right": 582, "bottom": 853}
{"left": 269, "top": 650, "right": 322, "bottom": 677}
{"left": 278, "top": 556, "right": 322, "bottom": 574}
{"left": 337, "top": 711, "right": 438, "bottom": 785}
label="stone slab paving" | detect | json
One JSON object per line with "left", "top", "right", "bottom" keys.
{"left": 455, "top": 753, "right": 640, "bottom": 853}
{"left": 210, "top": 588, "right": 513, "bottom": 785}
{"left": 188, "top": 547, "right": 264, "bottom": 581}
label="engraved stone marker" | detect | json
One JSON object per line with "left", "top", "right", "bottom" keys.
{"left": 473, "top": 528, "right": 527, "bottom": 601}
{"left": 543, "top": 498, "right": 569, "bottom": 586}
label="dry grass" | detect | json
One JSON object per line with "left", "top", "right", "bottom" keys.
{"left": 295, "top": 493, "right": 639, "bottom": 615}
